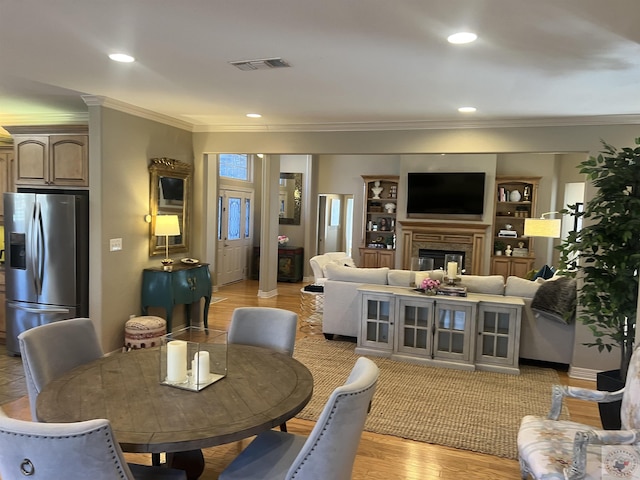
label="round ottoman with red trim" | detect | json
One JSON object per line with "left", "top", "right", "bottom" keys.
{"left": 124, "top": 316, "right": 166, "bottom": 350}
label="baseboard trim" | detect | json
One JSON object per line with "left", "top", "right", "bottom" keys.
{"left": 257, "top": 288, "right": 279, "bottom": 298}
{"left": 568, "top": 366, "right": 599, "bottom": 382}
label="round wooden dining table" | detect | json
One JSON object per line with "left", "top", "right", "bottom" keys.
{"left": 37, "top": 344, "right": 314, "bottom": 479}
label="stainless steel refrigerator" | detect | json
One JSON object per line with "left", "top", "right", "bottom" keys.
{"left": 4, "top": 191, "right": 89, "bottom": 355}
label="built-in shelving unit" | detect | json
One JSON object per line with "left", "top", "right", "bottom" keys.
{"left": 491, "top": 176, "right": 540, "bottom": 278}
{"left": 360, "top": 175, "right": 399, "bottom": 268}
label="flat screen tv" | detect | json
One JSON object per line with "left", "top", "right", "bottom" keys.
{"left": 406, "top": 172, "right": 486, "bottom": 219}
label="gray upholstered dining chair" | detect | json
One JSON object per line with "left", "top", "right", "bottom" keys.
{"left": 228, "top": 306, "right": 299, "bottom": 432}
{"left": 18, "top": 317, "right": 104, "bottom": 421}
{"left": 0, "top": 406, "right": 187, "bottom": 480}
{"left": 228, "top": 306, "right": 298, "bottom": 355}
{"left": 219, "top": 356, "right": 380, "bottom": 480}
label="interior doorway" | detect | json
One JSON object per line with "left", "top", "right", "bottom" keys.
{"left": 317, "top": 194, "right": 353, "bottom": 256}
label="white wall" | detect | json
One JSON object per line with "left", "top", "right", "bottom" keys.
{"left": 89, "top": 106, "right": 194, "bottom": 352}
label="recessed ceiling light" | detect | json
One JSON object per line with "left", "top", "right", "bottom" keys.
{"left": 458, "top": 107, "right": 477, "bottom": 113}
{"left": 246, "top": 113, "right": 262, "bottom": 118}
{"left": 447, "top": 32, "right": 478, "bottom": 44}
{"left": 108, "top": 53, "right": 135, "bottom": 63}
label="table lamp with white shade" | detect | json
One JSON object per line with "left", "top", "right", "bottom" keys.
{"left": 155, "top": 214, "right": 181, "bottom": 268}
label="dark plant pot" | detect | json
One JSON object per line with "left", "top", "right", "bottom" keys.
{"left": 597, "top": 369, "right": 624, "bottom": 430}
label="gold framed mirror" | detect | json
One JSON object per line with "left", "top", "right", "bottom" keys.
{"left": 279, "top": 172, "right": 302, "bottom": 225}
{"left": 149, "top": 157, "right": 192, "bottom": 256}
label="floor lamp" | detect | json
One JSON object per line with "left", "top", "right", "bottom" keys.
{"left": 155, "top": 214, "right": 181, "bottom": 269}
{"left": 524, "top": 212, "right": 562, "bottom": 238}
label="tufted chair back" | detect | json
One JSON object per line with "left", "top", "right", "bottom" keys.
{"left": 0, "top": 407, "right": 186, "bottom": 480}
{"left": 286, "top": 356, "right": 379, "bottom": 479}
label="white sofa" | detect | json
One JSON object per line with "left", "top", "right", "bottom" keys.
{"left": 309, "top": 252, "right": 356, "bottom": 284}
{"left": 321, "top": 264, "right": 576, "bottom": 365}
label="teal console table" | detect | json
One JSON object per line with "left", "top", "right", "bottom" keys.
{"left": 141, "top": 263, "right": 212, "bottom": 333}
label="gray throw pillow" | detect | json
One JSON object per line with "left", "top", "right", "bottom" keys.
{"left": 531, "top": 276, "right": 577, "bottom": 324}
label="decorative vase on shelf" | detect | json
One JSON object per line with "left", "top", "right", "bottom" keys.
{"left": 509, "top": 190, "right": 522, "bottom": 202}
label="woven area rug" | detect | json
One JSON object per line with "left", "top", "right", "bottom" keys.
{"left": 292, "top": 337, "right": 569, "bottom": 459}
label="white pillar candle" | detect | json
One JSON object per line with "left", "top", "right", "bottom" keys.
{"left": 166, "top": 340, "right": 187, "bottom": 383}
{"left": 194, "top": 351, "right": 210, "bottom": 384}
{"left": 447, "top": 261, "right": 458, "bottom": 279}
{"left": 414, "top": 271, "right": 430, "bottom": 288}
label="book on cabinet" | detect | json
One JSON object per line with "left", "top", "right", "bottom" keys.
{"left": 491, "top": 176, "right": 540, "bottom": 278}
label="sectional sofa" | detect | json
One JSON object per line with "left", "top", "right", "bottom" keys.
{"left": 320, "top": 263, "right": 576, "bottom": 365}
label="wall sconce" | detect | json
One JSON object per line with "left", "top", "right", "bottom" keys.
{"left": 524, "top": 212, "right": 562, "bottom": 238}
{"left": 155, "top": 215, "right": 181, "bottom": 267}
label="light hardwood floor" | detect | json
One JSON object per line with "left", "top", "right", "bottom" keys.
{"left": 2, "top": 279, "right": 601, "bottom": 479}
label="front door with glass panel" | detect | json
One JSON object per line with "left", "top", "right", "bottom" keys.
{"left": 218, "top": 188, "right": 253, "bottom": 285}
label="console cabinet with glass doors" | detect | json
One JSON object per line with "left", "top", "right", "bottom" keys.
{"left": 360, "top": 175, "right": 398, "bottom": 268}
{"left": 475, "top": 298, "right": 523, "bottom": 374}
{"left": 355, "top": 285, "right": 523, "bottom": 374}
{"left": 394, "top": 294, "right": 476, "bottom": 370}
{"left": 356, "top": 292, "right": 394, "bottom": 353}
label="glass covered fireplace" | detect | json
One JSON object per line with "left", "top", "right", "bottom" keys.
{"left": 418, "top": 249, "right": 466, "bottom": 273}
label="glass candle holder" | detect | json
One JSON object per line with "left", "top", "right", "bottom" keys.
{"left": 444, "top": 253, "right": 463, "bottom": 280}
{"left": 160, "top": 327, "right": 227, "bottom": 392}
{"left": 410, "top": 257, "right": 434, "bottom": 287}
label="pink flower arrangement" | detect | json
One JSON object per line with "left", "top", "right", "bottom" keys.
{"left": 278, "top": 235, "right": 289, "bottom": 245}
{"left": 420, "top": 277, "right": 441, "bottom": 291}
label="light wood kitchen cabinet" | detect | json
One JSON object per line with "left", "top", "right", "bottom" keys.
{"left": 0, "top": 146, "right": 14, "bottom": 220}
{"left": 6, "top": 126, "right": 88, "bottom": 187}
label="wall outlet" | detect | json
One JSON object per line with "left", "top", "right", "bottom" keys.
{"left": 110, "top": 238, "right": 123, "bottom": 251}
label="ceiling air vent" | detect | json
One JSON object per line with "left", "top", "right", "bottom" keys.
{"left": 229, "top": 57, "right": 291, "bottom": 71}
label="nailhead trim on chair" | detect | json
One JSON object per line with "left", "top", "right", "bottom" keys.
{"left": 0, "top": 425, "right": 128, "bottom": 479}
{"left": 289, "top": 384, "right": 377, "bottom": 478}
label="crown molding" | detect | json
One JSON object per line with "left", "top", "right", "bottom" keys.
{"left": 5, "top": 96, "right": 640, "bottom": 134}
{"left": 82, "top": 96, "right": 193, "bottom": 132}
{"left": 192, "top": 114, "right": 640, "bottom": 133}
{"left": 3, "top": 124, "right": 88, "bottom": 135}
{"left": 0, "top": 112, "right": 88, "bottom": 126}
{"left": 0, "top": 130, "right": 13, "bottom": 146}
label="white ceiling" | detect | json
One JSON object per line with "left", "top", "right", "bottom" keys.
{"left": 1, "top": 0, "right": 640, "bottom": 135}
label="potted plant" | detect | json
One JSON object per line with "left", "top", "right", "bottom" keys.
{"left": 494, "top": 239, "right": 506, "bottom": 256}
{"left": 557, "top": 137, "right": 640, "bottom": 428}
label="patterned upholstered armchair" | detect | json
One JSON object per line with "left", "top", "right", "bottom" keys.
{"left": 518, "top": 347, "right": 640, "bottom": 479}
